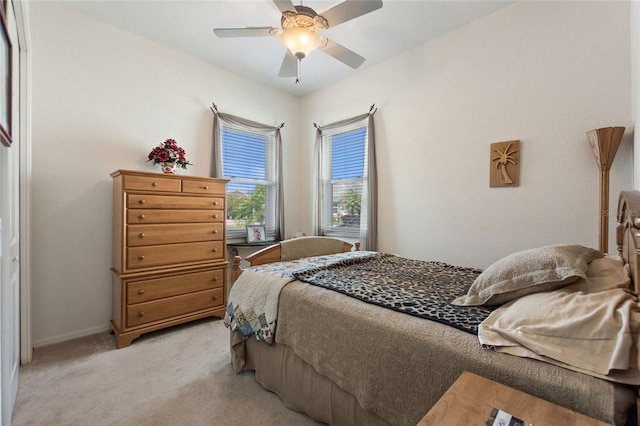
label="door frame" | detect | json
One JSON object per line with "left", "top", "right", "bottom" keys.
{"left": 13, "top": 0, "right": 32, "bottom": 366}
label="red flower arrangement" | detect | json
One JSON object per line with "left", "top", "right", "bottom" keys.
{"left": 147, "top": 138, "right": 192, "bottom": 169}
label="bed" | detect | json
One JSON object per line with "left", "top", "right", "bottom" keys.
{"left": 225, "top": 192, "right": 640, "bottom": 426}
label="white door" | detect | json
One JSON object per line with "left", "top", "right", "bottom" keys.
{"left": 0, "top": 2, "right": 22, "bottom": 423}
{"left": 0, "top": 129, "right": 20, "bottom": 426}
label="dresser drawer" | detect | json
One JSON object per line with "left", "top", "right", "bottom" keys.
{"left": 127, "top": 241, "right": 224, "bottom": 269}
{"left": 127, "top": 209, "right": 224, "bottom": 224}
{"left": 126, "top": 288, "right": 224, "bottom": 327}
{"left": 127, "top": 223, "right": 224, "bottom": 246}
{"left": 182, "top": 179, "right": 226, "bottom": 195}
{"left": 127, "top": 194, "right": 224, "bottom": 210}
{"left": 127, "top": 269, "right": 224, "bottom": 304}
{"left": 123, "top": 175, "right": 181, "bottom": 192}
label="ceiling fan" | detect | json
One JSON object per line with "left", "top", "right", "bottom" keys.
{"left": 213, "top": 0, "right": 383, "bottom": 83}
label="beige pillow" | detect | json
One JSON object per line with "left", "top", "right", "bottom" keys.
{"left": 451, "top": 244, "right": 604, "bottom": 306}
{"left": 578, "top": 255, "right": 631, "bottom": 293}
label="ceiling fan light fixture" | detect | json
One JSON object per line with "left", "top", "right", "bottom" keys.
{"left": 281, "top": 26, "right": 320, "bottom": 59}
{"left": 214, "top": 0, "right": 384, "bottom": 83}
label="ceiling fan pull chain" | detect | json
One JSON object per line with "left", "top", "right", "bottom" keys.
{"left": 296, "top": 58, "right": 302, "bottom": 84}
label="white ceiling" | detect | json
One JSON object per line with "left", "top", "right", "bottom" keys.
{"left": 58, "top": 0, "right": 514, "bottom": 97}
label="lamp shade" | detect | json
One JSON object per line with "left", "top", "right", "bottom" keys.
{"left": 586, "top": 126, "right": 625, "bottom": 254}
{"left": 281, "top": 27, "right": 321, "bottom": 59}
{"left": 586, "top": 126, "right": 625, "bottom": 172}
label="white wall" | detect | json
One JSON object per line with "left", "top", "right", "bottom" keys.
{"left": 300, "top": 1, "right": 633, "bottom": 268}
{"left": 30, "top": 1, "right": 634, "bottom": 346}
{"left": 29, "top": 3, "right": 300, "bottom": 346}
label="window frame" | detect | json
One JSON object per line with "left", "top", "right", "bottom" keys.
{"left": 319, "top": 123, "right": 368, "bottom": 239}
{"left": 218, "top": 122, "right": 279, "bottom": 241}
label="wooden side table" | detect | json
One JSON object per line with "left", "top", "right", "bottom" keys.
{"left": 418, "top": 371, "right": 608, "bottom": 426}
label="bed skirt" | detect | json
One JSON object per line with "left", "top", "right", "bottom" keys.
{"left": 239, "top": 335, "right": 387, "bottom": 425}
{"left": 235, "top": 333, "right": 639, "bottom": 425}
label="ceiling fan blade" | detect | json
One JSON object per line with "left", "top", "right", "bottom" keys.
{"left": 213, "top": 27, "right": 276, "bottom": 38}
{"left": 320, "top": 0, "right": 383, "bottom": 28}
{"left": 273, "top": 0, "right": 296, "bottom": 14}
{"left": 320, "top": 38, "right": 366, "bottom": 69}
{"left": 278, "top": 51, "right": 297, "bottom": 77}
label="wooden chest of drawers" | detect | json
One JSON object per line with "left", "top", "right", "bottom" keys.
{"left": 111, "top": 170, "right": 228, "bottom": 348}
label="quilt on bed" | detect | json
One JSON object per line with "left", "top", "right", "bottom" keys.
{"left": 293, "top": 253, "right": 495, "bottom": 334}
{"left": 225, "top": 251, "right": 378, "bottom": 343}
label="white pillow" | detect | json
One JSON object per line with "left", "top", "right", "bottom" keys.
{"left": 478, "top": 256, "right": 639, "bottom": 383}
{"left": 451, "top": 244, "right": 603, "bottom": 306}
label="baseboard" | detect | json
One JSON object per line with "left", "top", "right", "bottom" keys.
{"left": 32, "top": 324, "right": 112, "bottom": 349}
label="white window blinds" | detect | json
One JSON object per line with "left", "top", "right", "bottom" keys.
{"left": 320, "top": 125, "right": 368, "bottom": 237}
{"left": 220, "top": 124, "right": 278, "bottom": 240}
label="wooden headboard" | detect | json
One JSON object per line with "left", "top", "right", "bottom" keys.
{"left": 617, "top": 190, "right": 640, "bottom": 295}
{"left": 231, "top": 236, "right": 359, "bottom": 283}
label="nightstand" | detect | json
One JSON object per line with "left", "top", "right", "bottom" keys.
{"left": 417, "top": 371, "right": 608, "bottom": 426}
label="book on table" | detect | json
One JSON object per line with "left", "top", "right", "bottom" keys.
{"left": 486, "top": 407, "right": 532, "bottom": 426}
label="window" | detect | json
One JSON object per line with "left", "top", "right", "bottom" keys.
{"left": 320, "top": 125, "right": 367, "bottom": 237}
{"left": 219, "top": 124, "right": 278, "bottom": 240}
{"left": 314, "top": 108, "right": 377, "bottom": 250}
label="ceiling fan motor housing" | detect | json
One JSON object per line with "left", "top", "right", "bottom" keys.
{"left": 281, "top": 6, "right": 329, "bottom": 31}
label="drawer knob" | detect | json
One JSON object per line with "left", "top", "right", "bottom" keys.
{"left": 203, "top": 186, "right": 209, "bottom": 190}
{"left": 212, "top": 230, "right": 218, "bottom": 234}
{"left": 213, "top": 201, "right": 218, "bottom": 206}
{"left": 139, "top": 199, "right": 146, "bottom": 204}
{"left": 138, "top": 289, "right": 145, "bottom": 295}
{"left": 212, "top": 295, "right": 217, "bottom": 300}
{"left": 138, "top": 214, "right": 145, "bottom": 220}
{"left": 151, "top": 182, "right": 157, "bottom": 187}
{"left": 138, "top": 233, "right": 145, "bottom": 238}
{"left": 212, "top": 277, "right": 218, "bottom": 282}
{"left": 212, "top": 248, "right": 218, "bottom": 253}
{"left": 138, "top": 255, "right": 145, "bottom": 260}
{"left": 137, "top": 311, "right": 145, "bottom": 318}
{"left": 213, "top": 214, "right": 218, "bottom": 219}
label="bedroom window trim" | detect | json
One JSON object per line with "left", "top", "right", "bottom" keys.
{"left": 210, "top": 104, "right": 284, "bottom": 241}
{"left": 313, "top": 105, "right": 378, "bottom": 250}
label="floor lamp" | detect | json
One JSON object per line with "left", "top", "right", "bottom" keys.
{"left": 586, "top": 126, "right": 625, "bottom": 253}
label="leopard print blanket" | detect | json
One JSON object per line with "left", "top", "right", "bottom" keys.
{"left": 293, "top": 252, "right": 495, "bottom": 334}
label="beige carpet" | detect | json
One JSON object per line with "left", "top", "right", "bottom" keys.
{"left": 12, "top": 318, "right": 320, "bottom": 426}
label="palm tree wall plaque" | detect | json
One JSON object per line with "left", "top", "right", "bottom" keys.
{"left": 490, "top": 140, "right": 520, "bottom": 187}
